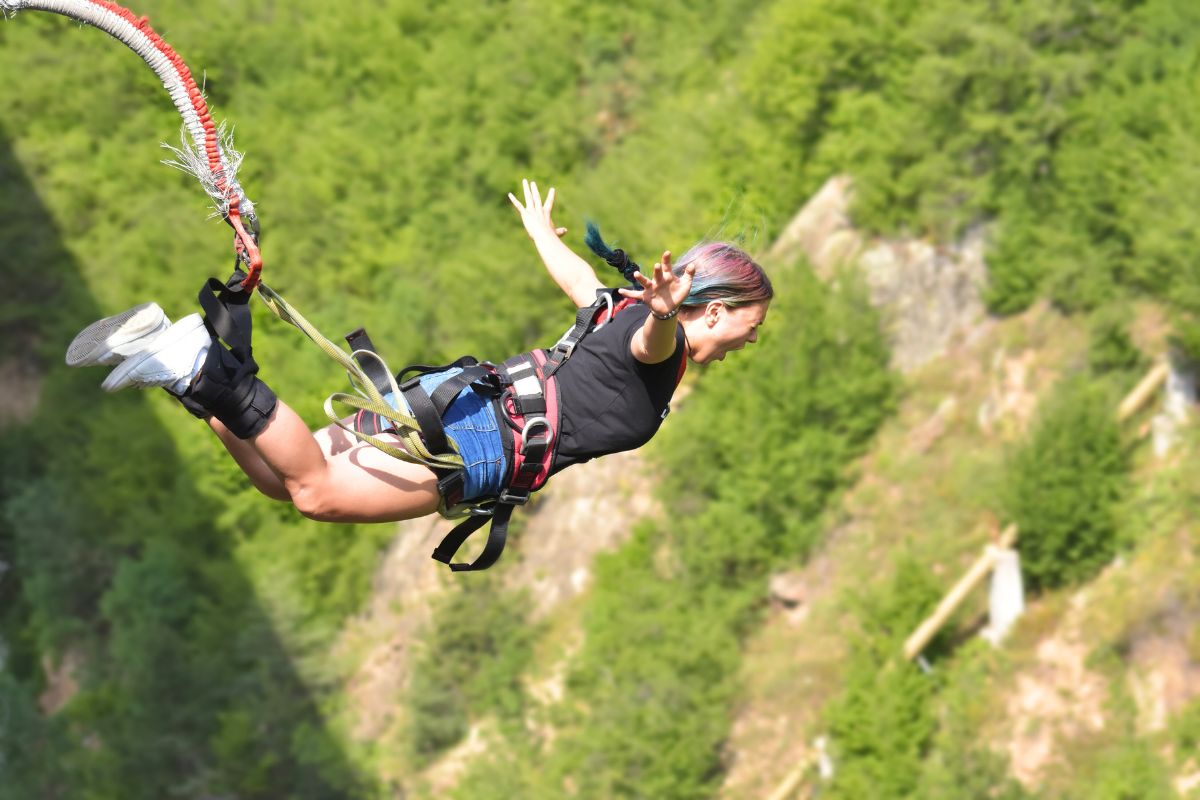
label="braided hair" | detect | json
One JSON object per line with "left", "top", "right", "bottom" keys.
{"left": 584, "top": 222, "right": 642, "bottom": 287}
{"left": 585, "top": 223, "right": 772, "bottom": 308}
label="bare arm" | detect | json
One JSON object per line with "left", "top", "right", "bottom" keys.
{"left": 620, "top": 251, "right": 695, "bottom": 364}
{"left": 509, "top": 179, "right": 604, "bottom": 308}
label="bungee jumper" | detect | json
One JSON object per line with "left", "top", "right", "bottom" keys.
{"left": 7, "top": 1, "right": 773, "bottom": 571}
{"left": 69, "top": 181, "right": 773, "bottom": 570}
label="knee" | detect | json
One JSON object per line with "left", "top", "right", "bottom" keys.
{"left": 257, "top": 484, "right": 293, "bottom": 503}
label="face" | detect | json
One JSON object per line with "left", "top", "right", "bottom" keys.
{"left": 686, "top": 300, "right": 769, "bottom": 365}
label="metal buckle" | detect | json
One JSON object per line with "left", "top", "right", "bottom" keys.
{"left": 591, "top": 292, "right": 615, "bottom": 332}
{"left": 437, "top": 470, "right": 466, "bottom": 508}
{"left": 519, "top": 416, "right": 551, "bottom": 455}
{"left": 498, "top": 487, "right": 531, "bottom": 505}
{"left": 553, "top": 338, "right": 577, "bottom": 359}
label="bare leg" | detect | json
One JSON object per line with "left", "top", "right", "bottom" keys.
{"left": 208, "top": 417, "right": 293, "bottom": 501}
{"left": 209, "top": 398, "right": 442, "bottom": 523}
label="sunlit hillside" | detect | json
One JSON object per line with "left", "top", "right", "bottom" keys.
{"left": 1, "top": 1, "right": 1197, "bottom": 798}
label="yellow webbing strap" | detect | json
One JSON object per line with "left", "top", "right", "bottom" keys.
{"left": 254, "top": 282, "right": 465, "bottom": 474}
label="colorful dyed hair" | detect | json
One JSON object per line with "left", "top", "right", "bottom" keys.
{"left": 673, "top": 241, "right": 773, "bottom": 309}
{"left": 585, "top": 225, "right": 772, "bottom": 307}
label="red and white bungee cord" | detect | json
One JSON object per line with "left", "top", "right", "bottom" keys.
{"left": 1, "top": 0, "right": 263, "bottom": 290}
{"left": 1, "top": 0, "right": 443, "bottom": 471}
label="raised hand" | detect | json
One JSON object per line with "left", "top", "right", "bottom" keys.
{"left": 618, "top": 251, "right": 694, "bottom": 319}
{"left": 508, "top": 178, "right": 568, "bottom": 241}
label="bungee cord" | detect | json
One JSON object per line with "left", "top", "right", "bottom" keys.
{"left": 3, "top": 0, "right": 468, "bottom": 482}
{"left": 1, "top": 0, "right": 261, "bottom": 288}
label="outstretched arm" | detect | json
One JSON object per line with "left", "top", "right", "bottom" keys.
{"left": 509, "top": 179, "right": 604, "bottom": 308}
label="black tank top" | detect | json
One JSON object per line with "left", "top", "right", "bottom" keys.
{"left": 549, "top": 303, "right": 686, "bottom": 475}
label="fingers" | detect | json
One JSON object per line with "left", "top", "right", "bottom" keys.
{"left": 617, "top": 287, "right": 644, "bottom": 299}
{"left": 514, "top": 178, "right": 560, "bottom": 219}
{"left": 677, "top": 261, "right": 696, "bottom": 300}
{"left": 661, "top": 250, "right": 672, "bottom": 271}
{"left": 556, "top": 227, "right": 568, "bottom": 237}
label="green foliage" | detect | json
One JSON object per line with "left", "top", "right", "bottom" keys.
{"left": 543, "top": 525, "right": 743, "bottom": 800}
{"left": 740, "top": 0, "right": 1200, "bottom": 331}
{"left": 407, "top": 578, "right": 537, "bottom": 763}
{"left": 1170, "top": 698, "right": 1200, "bottom": 766}
{"left": 823, "top": 556, "right": 942, "bottom": 800}
{"left": 915, "top": 641, "right": 1033, "bottom": 800}
{"left": 0, "top": 672, "right": 70, "bottom": 800}
{"left": 1062, "top": 738, "right": 1176, "bottom": 800}
{"left": 1002, "top": 377, "right": 1129, "bottom": 590}
{"left": 1088, "top": 305, "right": 1148, "bottom": 377}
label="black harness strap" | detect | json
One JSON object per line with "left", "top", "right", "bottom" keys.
{"left": 198, "top": 270, "right": 256, "bottom": 370}
{"left": 400, "top": 359, "right": 494, "bottom": 457}
{"left": 430, "top": 504, "right": 513, "bottom": 572}
{"left": 344, "top": 327, "right": 395, "bottom": 398}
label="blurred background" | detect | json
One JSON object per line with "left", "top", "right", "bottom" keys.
{"left": 1, "top": 1, "right": 1198, "bottom": 797}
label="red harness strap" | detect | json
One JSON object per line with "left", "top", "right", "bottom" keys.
{"left": 431, "top": 294, "right": 686, "bottom": 571}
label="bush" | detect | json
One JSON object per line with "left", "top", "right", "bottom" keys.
{"left": 1088, "top": 306, "right": 1148, "bottom": 377}
{"left": 1063, "top": 738, "right": 1175, "bottom": 800}
{"left": 1002, "top": 377, "right": 1128, "bottom": 590}
{"left": 407, "top": 578, "right": 536, "bottom": 763}
{"left": 915, "top": 641, "right": 1033, "bottom": 800}
{"left": 824, "top": 556, "right": 943, "bottom": 800}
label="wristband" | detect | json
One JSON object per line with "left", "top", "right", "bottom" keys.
{"left": 651, "top": 306, "right": 680, "bottom": 321}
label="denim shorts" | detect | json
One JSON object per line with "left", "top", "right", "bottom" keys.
{"left": 383, "top": 367, "right": 508, "bottom": 503}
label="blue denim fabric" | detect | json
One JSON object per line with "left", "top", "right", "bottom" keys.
{"left": 383, "top": 367, "right": 507, "bottom": 502}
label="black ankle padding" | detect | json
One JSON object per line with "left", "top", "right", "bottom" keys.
{"left": 173, "top": 391, "right": 212, "bottom": 420}
{"left": 188, "top": 343, "right": 278, "bottom": 439}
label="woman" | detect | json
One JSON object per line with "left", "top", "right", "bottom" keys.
{"left": 67, "top": 180, "right": 772, "bottom": 531}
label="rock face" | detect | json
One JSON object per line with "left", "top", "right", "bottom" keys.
{"left": 337, "top": 444, "right": 660, "bottom": 746}
{"left": 769, "top": 175, "right": 989, "bottom": 373}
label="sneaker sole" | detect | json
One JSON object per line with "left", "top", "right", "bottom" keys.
{"left": 66, "top": 302, "right": 168, "bottom": 367}
{"left": 101, "top": 314, "right": 210, "bottom": 393}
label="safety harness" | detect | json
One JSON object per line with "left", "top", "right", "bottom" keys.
{"left": 349, "top": 286, "right": 687, "bottom": 572}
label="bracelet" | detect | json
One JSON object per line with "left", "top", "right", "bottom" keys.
{"left": 651, "top": 306, "right": 680, "bottom": 321}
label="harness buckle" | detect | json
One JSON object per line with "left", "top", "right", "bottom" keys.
{"left": 591, "top": 291, "right": 616, "bottom": 332}
{"left": 519, "top": 416, "right": 552, "bottom": 455}
{"left": 498, "top": 486, "right": 532, "bottom": 505}
{"left": 437, "top": 470, "right": 466, "bottom": 508}
{"left": 552, "top": 338, "right": 577, "bottom": 360}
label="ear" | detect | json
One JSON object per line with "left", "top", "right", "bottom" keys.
{"left": 704, "top": 300, "right": 724, "bottom": 326}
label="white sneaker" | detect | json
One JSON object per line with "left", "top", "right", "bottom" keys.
{"left": 65, "top": 302, "right": 171, "bottom": 367}
{"left": 101, "top": 313, "right": 212, "bottom": 393}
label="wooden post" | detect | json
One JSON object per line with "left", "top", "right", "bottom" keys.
{"left": 766, "top": 759, "right": 812, "bottom": 800}
{"left": 1117, "top": 361, "right": 1169, "bottom": 423}
{"left": 903, "top": 524, "right": 1018, "bottom": 661}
